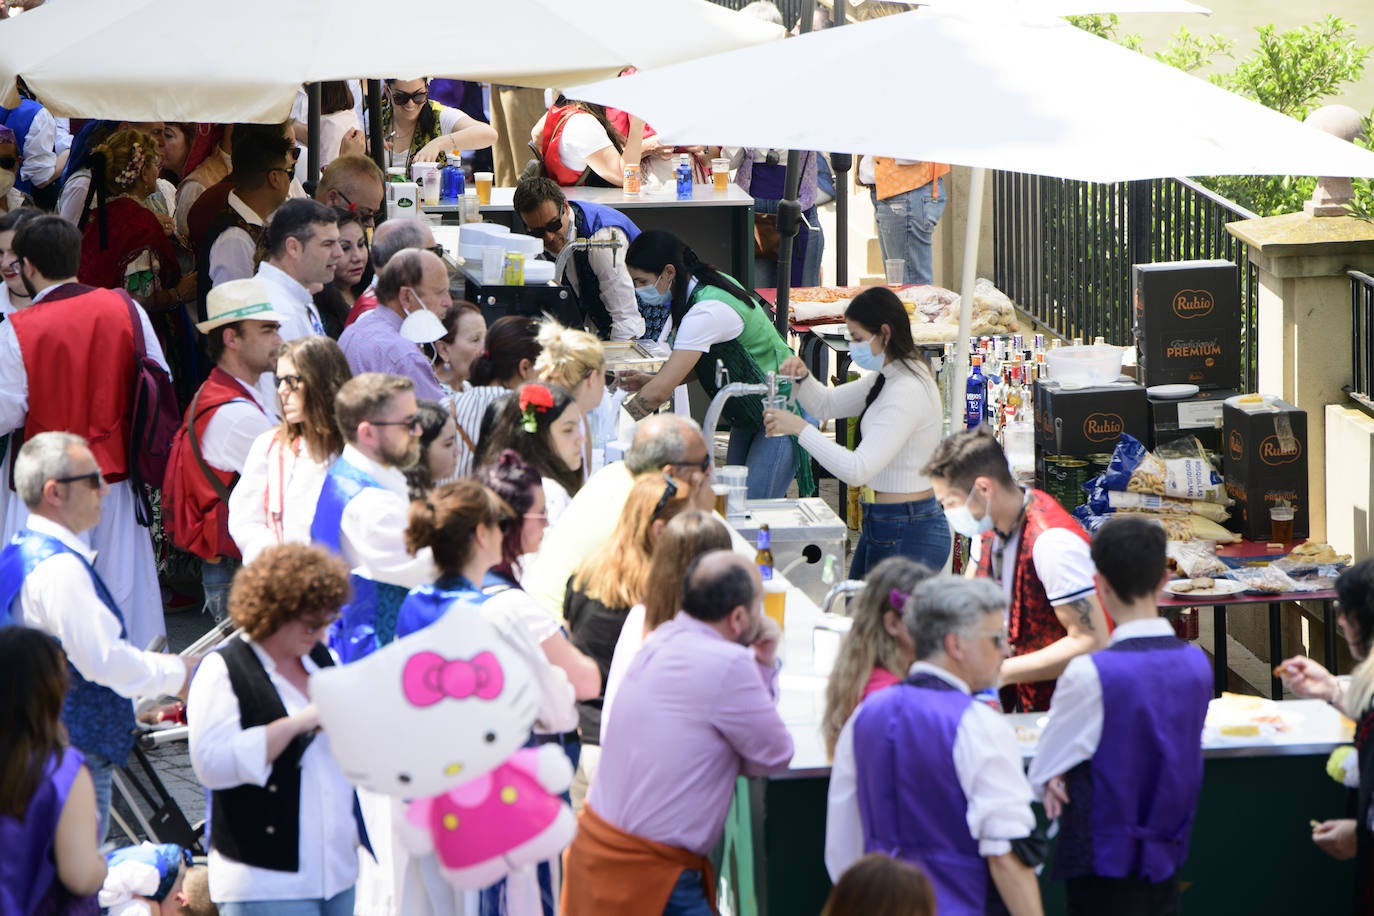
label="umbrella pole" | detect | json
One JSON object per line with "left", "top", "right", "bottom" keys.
{"left": 950, "top": 166, "right": 985, "bottom": 425}
{"left": 773, "top": 0, "right": 816, "bottom": 337}
{"left": 832, "top": 153, "right": 850, "bottom": 285}
{"left": 306, "top": 82, "right": 321, "bottom": 188}
{"left": 367, "top": 79, "right": 385, "bottom": 176}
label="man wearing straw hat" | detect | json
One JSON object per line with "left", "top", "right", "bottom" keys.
{"left": 163, "top": 278, "right": 285, "bottom": 621}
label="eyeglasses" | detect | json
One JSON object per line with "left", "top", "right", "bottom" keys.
{"left": 652, "top": 474, "right": 679, "bottom": 520}
{"left": 53, "top": 471, "right": 103, "bottom": 489}
{"left": 0, "top": 156, "right": 16, "bottom": 171}
{"left": 523, "top": 215, "right": 563, "bottom": 238}
{"left": 369, "top": 414, "right": 423, "bottom": 433}
{"left": 391, "top": 88, "right": 429, "bottom": 107}
{"left": 277, "top": 374, "right": 303, "bottom": 392}
{"left": 669, "top": 453, "right": 712, "bottom": 474}
{"left": 301, "top": 611, "right": 342, "bottom": 635}
{"left": 427, "top": 243, "right": 446, "bottom": 258}
{"left": 334, "top": 188, "right": 378, "bottom": 224}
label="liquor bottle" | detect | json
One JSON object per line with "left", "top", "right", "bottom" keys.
{"left": 966, "top": 355, "right": 986, "bottom": 429}
{"left": 675, "top": 155, "right": 693, "bottom": 200}
{"left": 754, "top": 525, "right": 774, "bottom": 581}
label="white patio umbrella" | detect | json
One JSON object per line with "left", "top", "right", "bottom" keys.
{"left": 0, "top": 0, "right": 782, "bottom": 121}
{"left": 565, "top": 4, "right": 1374, "bottom": 419}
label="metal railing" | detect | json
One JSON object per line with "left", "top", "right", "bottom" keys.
{"left": 993, "top": 173, "right": 1261, "bottom": 390}
{"left": 1349, "top": 269, "right": 1374, "bottom": 414}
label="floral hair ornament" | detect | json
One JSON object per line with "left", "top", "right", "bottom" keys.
{"left": 518, "top": 383, "right": 555, "bottom": 434}
{"left": 113, "top": 141, "right": 149, "bottom": 191}
{"left": 888, "top": 588, "right": 910, "bottom": 612}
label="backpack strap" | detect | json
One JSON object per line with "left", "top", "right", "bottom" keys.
{"left": 187, "top": 385, "right": 246, "bottom": 503}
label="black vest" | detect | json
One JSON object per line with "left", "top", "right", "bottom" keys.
{"left": 195, "top": 205, "right": 263, "bottom": 325}
{"left": 209, "top": 638, "right": 334, "bottom": 872}
{"left": 566, "top": 205, "right": 614, "bottom": 339}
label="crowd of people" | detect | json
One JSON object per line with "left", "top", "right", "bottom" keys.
{"left": 0, "top": 12, "right": 1371, "bottom": 916}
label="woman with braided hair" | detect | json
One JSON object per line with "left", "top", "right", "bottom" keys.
{"left": 619, "top": 228, "right": 809, "bottom": 500}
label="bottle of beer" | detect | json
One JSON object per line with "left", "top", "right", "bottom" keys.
{"left": 754, "top": 525, "right": 774, "bottom": 581}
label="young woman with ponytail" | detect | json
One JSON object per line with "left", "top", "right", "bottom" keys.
{"left": 447, "top": 315, "right": 541, "bottom": 479}
{"left": 764, "top": 286, "right": 950, "bottom": 576}
{"left": 620, "top": 229, "right": 807, "bottom": 500}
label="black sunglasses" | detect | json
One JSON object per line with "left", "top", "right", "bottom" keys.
{"left": 334, "top": 188, "right": 378, "bottom": 223}
{"left": 0, "top": 156, "right": 16, "bottom": 171}
{"left": 427, "top": 243, "right": 446, "bottom": 258}
{"left": 652, "top": 474, "right": 680, "bottom": 520}
{"left": 524, "top": 215, "right": 563, "bottom": 238}
{"left": 391, "top": 88, "right": 429, "bottom": 107}
{"left": 54, "top": 471, "right": 103, "bottom": 488}
{"left": 669, "top": 453, "right": 712, "bottom": 474}
{"left": 369, "top": 414, "right": 423, "bottom": 432}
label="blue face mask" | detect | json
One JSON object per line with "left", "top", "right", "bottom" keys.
{"left": 848, "top": 337, "right": 886, "bottom": 372}
{"left": 945, "top": 483, "right": 994, "bottom": 540}
{"left": 635, "top": 274, "right": 671, "bottom": 308}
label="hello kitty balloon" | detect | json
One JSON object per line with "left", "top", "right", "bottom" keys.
{"left": 312, "top": 598, "right": 575, "bottom": 889}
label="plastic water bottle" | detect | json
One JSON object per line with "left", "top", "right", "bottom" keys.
{"left": 675, "top": 154, "right": 693, "bottom": 200}
{"left": 974, "top": 688, "right": 1002, "bottom": 712}
{"left": 966, "top": 354, "right": 987, "bottom": 429}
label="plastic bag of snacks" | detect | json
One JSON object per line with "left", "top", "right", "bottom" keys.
{"left": 1166, "top": 540, "right": 1231, "bottom": 578}
{"left": 1073, "top": 504, "right": 1240, "bottom": 543}
{"left": 1084, "top": 485, "right": 1230, "bottom": 523}
{"left": 1099, "top": 434, "right": 1228, "bottom": 503}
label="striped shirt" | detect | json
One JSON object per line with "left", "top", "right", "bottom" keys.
{"left": 445, "top": 385, "right": 511, "bottom": 479}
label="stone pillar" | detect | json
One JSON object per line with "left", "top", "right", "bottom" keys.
{"left": 1224, "top": 214, "right": 1374, "bottom": 542}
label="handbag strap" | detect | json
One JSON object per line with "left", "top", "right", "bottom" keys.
{"left": 117, "top": 288, "right": 148, "bottom": 360}
{"left": 447, "top": 398, "right": 478, "bottom": 454}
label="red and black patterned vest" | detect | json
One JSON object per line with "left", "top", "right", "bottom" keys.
{"left": 976, "top": 488, "right": 1092, "bottom": 713}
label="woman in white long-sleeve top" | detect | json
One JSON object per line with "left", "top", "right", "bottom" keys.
{"left": 764, "top": 286, "right": 949, "bottom": 577}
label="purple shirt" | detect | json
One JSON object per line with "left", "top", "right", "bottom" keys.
{"left": 588, "top": 613, "right": 794, "bottom": 855}
{"left": 337, "top": 304, "right": 444, "bottom": 401}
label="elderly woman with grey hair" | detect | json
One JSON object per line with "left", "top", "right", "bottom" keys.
{"left": 825, "top": 575, "right": 1045, "bottom": 916}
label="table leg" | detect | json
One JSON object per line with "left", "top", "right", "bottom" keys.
{"left": 1324, "top": 599, "right": 1338, "bottom": 674}
{"left": 1213, "top": 605, "right": 1228, "bottom": 697}
{"left": 1268, "top": 602, "right": 1283, "bottom": 700}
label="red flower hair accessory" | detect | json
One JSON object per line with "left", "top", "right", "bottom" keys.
{"left": 518, "top": 384, "right": 555, "bottom": 433}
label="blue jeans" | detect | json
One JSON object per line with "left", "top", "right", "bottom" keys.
{"left": 201, "top": 556, "right": 241, "bottom": 622}
{"left": 726, "top": 426, "right": 795, "bottom": 499}
{"left": 218, "top": 888, "right": 355, "bottom": 916}
{"left": 849, "top": 496, "right": 951, "bottom": 579}
{"left": 873, "top": 178, "right": 947, "bottom": 286}
{"left": 662, "top": 870, "right": 713, "bottom": 916}
{"left": 85, "top": 750, "right": 113, "bottom": 843}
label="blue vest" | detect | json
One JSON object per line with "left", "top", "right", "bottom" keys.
{"left": 1054, "top": 635, "right": 1211, "bottom": 883}
{"left": 394, "top": 574, "right": 486, "bottom": 641}
{"left": 310, "top": 458, "right": 410, "bottom": 664}
{"left": 0, "top": 100, "right": 43, "bottom": 194}
{"left": 0, "top": 531, "right": 138, "bottom": 762}
{"left": 569, "top": 201, "right": 642, "bottom": 339}
{"left": 852, "top": 672, "right": 1010, "bottom": 916}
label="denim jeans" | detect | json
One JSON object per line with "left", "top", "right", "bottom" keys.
{"left": 873, "top": 179, "right": 947, "bottom": 286}
{"left": 85, "top": 750, "right": 113, "bottom": 843}
{"left": 661, "top": 870, "right": 714, "bottom": 916}
{"left": 849, "top": 496, "right": 952, "bottom": 579}
{"left": 726, "top": 426, "right": 795, "bottom": 499}
{"left": 218, "top": 888, "right": 355, "bottom": 916}
{"left": 201, "top": 556, "right": 241, "bottom": 623}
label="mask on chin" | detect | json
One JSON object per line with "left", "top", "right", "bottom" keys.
{"left": 400, "top": 293, "right": 447, "bottom": 344}
{"left": 944, "top": 483, "right": 994, "bottom": 540}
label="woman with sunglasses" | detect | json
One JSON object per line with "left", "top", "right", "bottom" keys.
{"left": 535, "top": 319, "right": 607, "bottom": 479}
{"left": 380, "top": 78, "right": 497, "bottom": 169}
{"left": 187, "top": 543, "right": 363, "bottom": 915}
{"left": 563, "top": 472, "right": 693, "bottom": 809}
{"left": 475, "top": 382, "right": 585, "bottom": 525}
{"left": 229, "top": 337, "right": 353, "bottom": 565}
{"left": 619, "top": 229, "right": 810, "bottom": 500}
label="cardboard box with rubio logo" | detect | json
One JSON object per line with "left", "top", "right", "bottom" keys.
{"left": 1222, "top": 398, "right": 1308, "bottom": 540}
{"left": 1133, "top": 260, "right": 1242, "bottom": 390}
{"left": 1032, "top": 379, "right": 1149, "bottom": 458}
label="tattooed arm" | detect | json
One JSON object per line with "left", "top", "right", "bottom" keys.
{"left": 998, "top": 595, "right": 1110, "bottom": 686}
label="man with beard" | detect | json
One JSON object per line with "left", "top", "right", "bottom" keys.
{"left": 562, "top": 550, "right": 793, "bottom": 916}
{"left": 310, "top": 372, "right": 436, "bottom": 663}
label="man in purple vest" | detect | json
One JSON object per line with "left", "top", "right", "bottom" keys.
{"left": 826, "top": 575, "right": 1044, "bottom": 916}
{"left": 1029, "top": 515, "right": 1210, "bottom": 915}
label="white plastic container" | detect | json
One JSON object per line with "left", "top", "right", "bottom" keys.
{"left": 1043, "top": 344, "right": 1123, "bottom": 386}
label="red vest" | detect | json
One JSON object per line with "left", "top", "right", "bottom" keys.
{"left": 539, "top": 104, "right": 591, "bottom": 187}
{"left": 163, "top": 368, "right": 263, "bottom": 561}
{"left": 344, "top": 289, "right": 378, "bottom": 329}
{"left": 976, "top": 489, "right": 1092, "bottom": 713}
{"left": 9, "top": 287, "right": 136, "bottom": 481}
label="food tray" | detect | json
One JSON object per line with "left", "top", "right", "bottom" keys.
{"left": 602, "top": 339, "right": 669, "bottom": 375}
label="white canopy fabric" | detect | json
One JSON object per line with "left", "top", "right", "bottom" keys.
{"left": 565, "top": 6, "right": 1374, "bottom": 183}
{"left": 0, "top": 0, "right": 782, "bottom": 121}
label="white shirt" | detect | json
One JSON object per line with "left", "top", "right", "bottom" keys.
{"left": 16, "top": 516, "right": 186, "bottom": 700}
{"left": 670, "top": 299, "right": 745, "bottom": 353}
{"left": 335, "top": 445, "right": 436, "bottom": 587}
{"left": 549, "top": 111, "right": 614, "bottom": 173}
{"left": 16, "top": 105, "right": 58, "bottom": 187}
{"left": 796, "top": 360, "right": 943, "bottom": 493}
{"left": 1027, "top": 617, "right": 1178, "bottom": 799}
{"left": 201, "top": 374, "right": 279, "bottom": 474}
{"left": 542, "top": 477, "right": 572, "bottom": 528}
{"left": 208, "top": 193, "right": 268, "bottom": 290}
{"left": 825, "top": 662, "right": 1038, "bottom": 881}
{"left": 563, "top": 208, "right": 642, "bottom": 340}
{"left": 188, "top": 637, "right": 359, "bottom": 903}
{"left": 994, "top": 522, "right": 1097, "bottom": 606}
{"left": 228, "top": 431, "right": 332, "bottom": 566}
{"left": 254, "top": 261, "right": 324, "bottom": 340}
{"left": 376, "top": 105, "right": 476, "bottom": 170}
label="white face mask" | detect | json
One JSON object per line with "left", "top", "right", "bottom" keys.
{"left": 0, "top": 169, "right": 15, "bottom": 199}
{"left": 400, "top": 292, "right": 447, "bottom": 344}
{"left": 945, "top": 483, "right": 994, "bottom": 540}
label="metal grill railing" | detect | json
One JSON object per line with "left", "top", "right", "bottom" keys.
{"left": 1349, "top": 269, "right": 1374, "bottom": 414}
{"left": 993, "top": 173, "right": 1261, "bottom": 390}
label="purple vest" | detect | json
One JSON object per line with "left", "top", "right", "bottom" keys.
{"left": 852, "top": 672, "right": 1009, "bottom": 916}
{"left": 1053, "top": 635, "right": 1211, "bottom": 883}
{"left": 0, "top": 748, "right": 89, "bottom": 915}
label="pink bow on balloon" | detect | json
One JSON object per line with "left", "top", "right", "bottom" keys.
{"left": 403, "top": 650, "right": 504, "bottom": 707}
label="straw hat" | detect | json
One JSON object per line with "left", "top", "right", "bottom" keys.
{"left": 196, "top": 278, "right": 291, "bottom": 333}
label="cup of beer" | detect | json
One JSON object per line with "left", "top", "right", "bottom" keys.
{"left": 712, "top": 483, "right": 730, "bottom": 517}
{"left": 763, "top": 578, "right": 787, "bottom": 632}
{"left": 474, "top": 171, "right": 494, "bottom": 205}
{"left": 711, "top": 157, "right": 730, "bottom": 192}
{"left": 1270, "top": 504, "right": 1295, "bottom": 543}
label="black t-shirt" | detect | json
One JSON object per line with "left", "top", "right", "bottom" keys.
{"left": 563, "top": 577, "right": 630, "bottom": 746}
